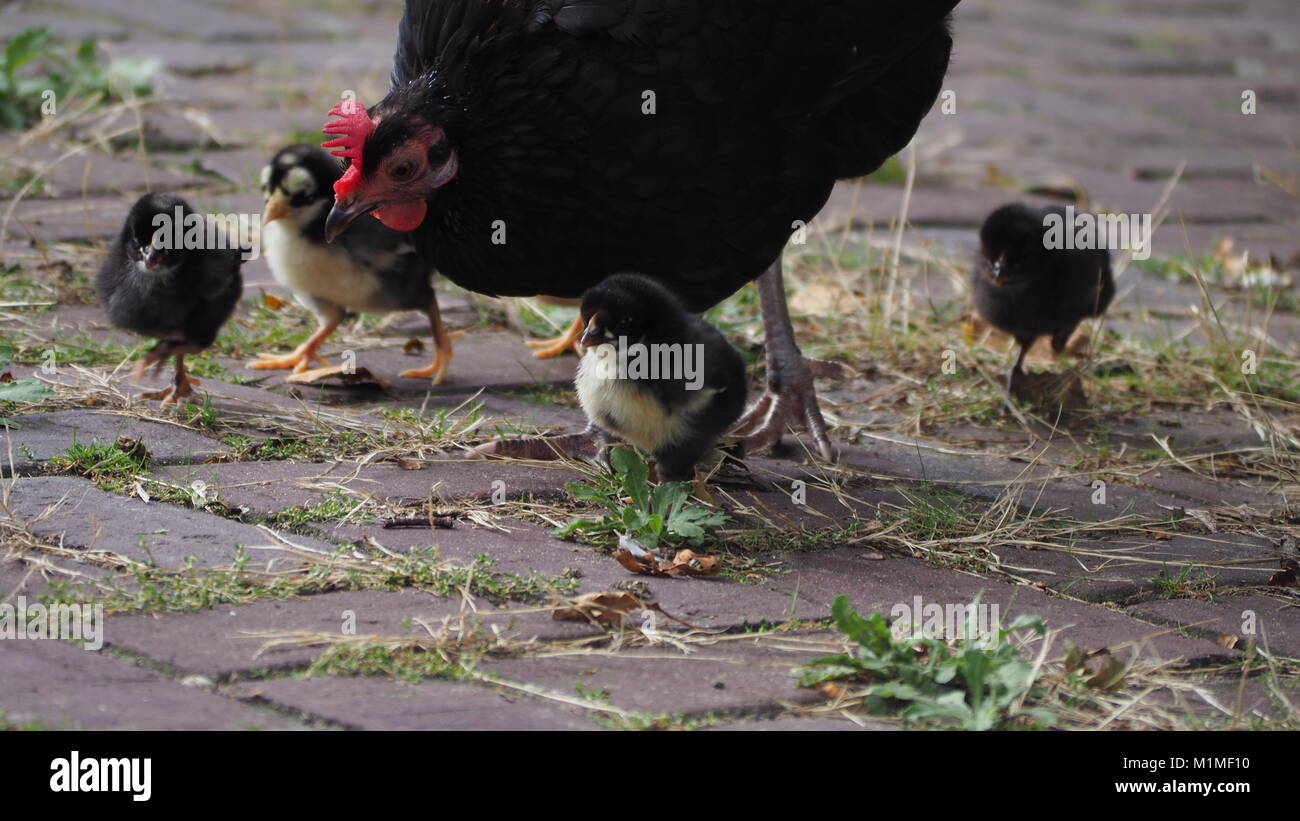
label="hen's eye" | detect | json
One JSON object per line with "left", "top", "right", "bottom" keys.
{"left": 389, "top": 161, "right": 416, "bottom": 182}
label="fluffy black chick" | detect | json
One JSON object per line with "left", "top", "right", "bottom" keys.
{"left": 252, "top": 144, "right": 454, "bottom": 383}
{"left": 575, "top": 274, "right": 747, "bottom": 482}
{"left": 96, "top": 192, "right": 242, "bottom": 404}
{"left": 972, "top": 203, "right": 1116, "bottom": 391}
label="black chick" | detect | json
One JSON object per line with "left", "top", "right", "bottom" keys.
{"left": 575, "top": 274, "right": 747, "bottom": 482}
{"left": 972, "top": 203, "right": 1116, "bottom": 391}
{"left": 252, "top": 144, "right": 453, "bottom": 383}
{"left": 96, "top": 192, "right": 243, "bottom": 404}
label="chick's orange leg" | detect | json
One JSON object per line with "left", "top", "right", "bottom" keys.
{"left": 138, "top": 349, "right": 203, "bottom": 405}
{"left": 400, "top": 298, "right": 464, "bottom": 385}
{"left": 247, "top": 318, "right": 341, "bottom": 374}
{"left": 525, "top": 315, "right": 584, "bottom": 359}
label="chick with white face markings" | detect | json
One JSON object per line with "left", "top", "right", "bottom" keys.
{"left": 249, "top": 144, "right": 456, "bottom": 383}
{"left": 574, "top": 274, "right": 747, "bottom": 483}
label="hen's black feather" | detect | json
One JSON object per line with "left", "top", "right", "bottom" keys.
{"left": 371, "top": 0, "right": 959, "bottom": 311}
{"left": 97, "top": 192, "right": 242, "bottom": 350}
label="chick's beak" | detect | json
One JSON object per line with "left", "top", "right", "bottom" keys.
{"left": 325, "top": 197, "right": 379, "bottom": 243}
{"left": 991, "top": 255, "right": 1006, "bottom": 282}
{"left": 141, "top": 246, "right": 163, "bottom": 271}
{"left": 579, "top": 315, "right": 603, "bottom": 349}
{"left": 262, "top": 191, "right": 291, "bottom": 225}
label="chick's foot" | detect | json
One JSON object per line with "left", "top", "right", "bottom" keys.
{"left": 525, "top": 315, "right": 583, "bottom": 359}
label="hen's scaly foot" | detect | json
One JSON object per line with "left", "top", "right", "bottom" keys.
{"left": 732, "top": 375, "right": 836, "bottom": 462}
{"left": 732, "top": 259, "right": 842, "bottom": 462}
{"left": 525, "top": 315, "right": 584, "bottom": 359}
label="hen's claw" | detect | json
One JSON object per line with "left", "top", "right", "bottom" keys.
{"left": 731, "top": 258, "right": 839, "bottom": 462}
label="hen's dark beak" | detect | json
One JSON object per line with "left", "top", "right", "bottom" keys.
{"left": 325, "top": 198, "right": 379, "bottom": 243}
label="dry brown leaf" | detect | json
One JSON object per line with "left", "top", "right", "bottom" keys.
{"left": 613, "top": 547, "right": 659, "bottom": 575}
{"left": 665, "top": 549, "right": 721, "bottom": 577}
{"left": 258, "top": 286, "right": 288, "bottom": 310}
{"left": 285, "top": 365, "right": 390, "bottom": 390}
{"left": 612, "top": 546, "right": 721, "bottom": 578}
{"left": 395, "top": 458, "right": 424, "bottom": 471}
{"left": 1267, "top": 559, "right": 1298, "bottom": 588}
{"left": 1083, "top": 649, "right": 1127, "bottom": 691}
{"left": 403, "top": 337, "right": 425, "bottom": 355}
{"left": 115, "top": 436, "right": 150, "bottom": 462}
{"left": 552, "top": 591, "right": 644, "bottom": 626}
{"left": 816, "top": 681, "right": 848, "bottom": 700}
{"left": 0, "top": 371, "right": 13, "bottom": 383}
{"left": 1214, "top": 633, "right": 1240, "bottom": 650}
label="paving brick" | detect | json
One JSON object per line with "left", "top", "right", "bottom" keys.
{"left": 236, "top": 677, "right": 599, "bottom": 730}
{"left": 3, "top": 476, "right": 336, "bottom": 569}
{"left": 0, "top": 638, "right": 304, "bottom": 730}
{"left": 1, "top": 409, "right": 228, "bottom": 475}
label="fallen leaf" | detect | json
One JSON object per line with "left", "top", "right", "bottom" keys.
{"left": 1012, "top": 369, "right": 1089, "bottom": 412}
{"left": 552, "top": 591, "right": 644, "bottom": 626}
{"left": 664, "top": 549, "right": 721, "bottom": 578}
{"left": 1214, "top": 633, "right": 1240, "bottom": 650}
{"left": 258, "top": 286, "right": 288, "bottom": 310}
{"left": 816, "top": 681, "right": 848, "bottom": 700}
{"left": 1083, "top": 649, "right": 1127, "bottom": 691}
{"left": 403, "top": 337, "right": 425, "bottom": 355}
{"left": 612, "top": 540, "right": 721, "bottom": 578}
{"left": 1267, "top": 559, "right": 1298, "bottom": 587}
{"left": 115, "top": 436, "right": 150, "bottom": 462}
{"left": 395, "top": 458, "right": 423, "bottom": 471}
{"left": 285, "top": 365, "right": 390, "bottom": 390}
{"left": 0, "top": 371, "right": 12, "bottom": 383}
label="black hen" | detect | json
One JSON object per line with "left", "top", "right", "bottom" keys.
{"left": 97, "top": 192, "right": 243, "bottom": 404}
{"left": 322, "top": 0, "right": 959, "bottom": 460}
{"left": 576, "top": 274, "right": 746, "bottom": 482}
{"left": 972, "top": 203, "right": 1116, "bottom": 391}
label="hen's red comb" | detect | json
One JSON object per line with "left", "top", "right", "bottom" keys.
{"left": 322, "top": 100, "right": 374, "bottom": 199}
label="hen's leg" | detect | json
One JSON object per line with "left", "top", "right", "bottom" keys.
{"left": 247, "top": 316, "right": 341, "bottom": 373}
{"left": 732, "top": 258, "right": 838, "bottom": 461}
{"left": 400, "top": 295, "right": 464, "bottom": 385}
{"left": 525, "top": 315, "right": 584, "bottom": 359}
